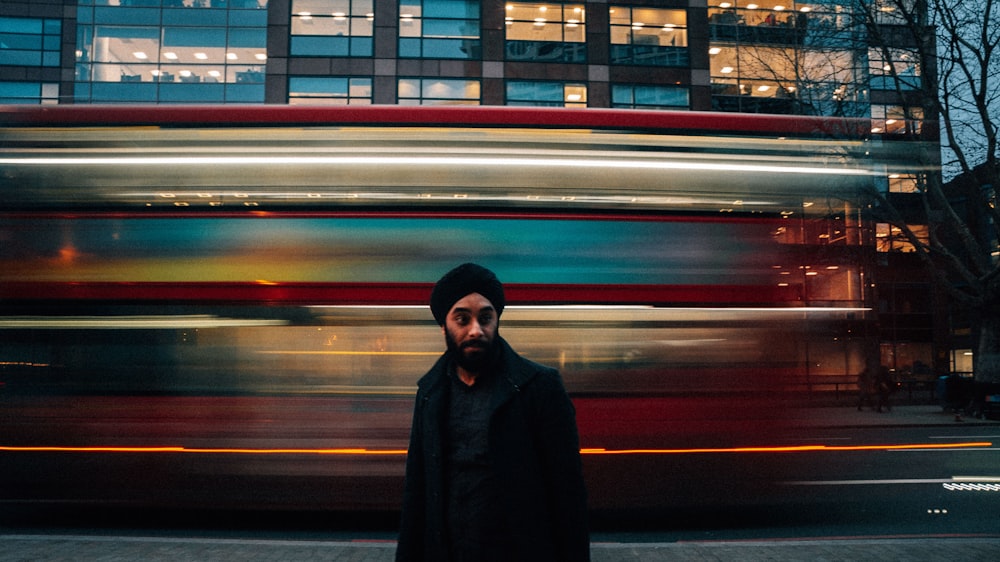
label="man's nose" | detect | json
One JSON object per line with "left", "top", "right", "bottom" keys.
{"left": 468, "top": 319, "right": 484, "bottom": 337}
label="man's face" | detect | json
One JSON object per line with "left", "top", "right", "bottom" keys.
{"left": 443, "top": 292, "right": 499, "bottom": 374}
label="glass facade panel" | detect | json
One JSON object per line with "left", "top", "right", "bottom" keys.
{"left": 869, "top": 47, "right": 921, "bottom": 91}
{"left": 505, "top": 2, "right": 586, "bottom": 63}
{"left": 609, "top": 6, "right": 688, "bottom": 67}
{"left": 289, "top": 76, "right": 372, "bottom": 104}
{"left": 612, "top": 84, "right": 689, "bottom": 110}
{"left": 398, "top": 78, "right": 480, "bottom": 104}
{"left": 0, "top": 81, "right": 59, "bottom": 104}
{"left": 0, "top": 16, "right": 62, "bottom": 68}
{"left": 75, "top": 1, "right": 268, "bottom": 103}
{"left": 399, "top": 0, "right": 480, "bottom": 59}
{"left": 507, "top": 80, "right": 586, "bottom": 107}
{"left": 291, "top": 0, "right": 374, "bottom": 57}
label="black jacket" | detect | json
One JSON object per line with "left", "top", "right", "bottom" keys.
{"left": 396, "top": 337, "right": 590, "bottom": 561}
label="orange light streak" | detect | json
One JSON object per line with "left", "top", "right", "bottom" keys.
{"left": 0, "top": 446, "right": 408, "bottom": 455}
{"left": 0, "top": 442, "right": 992, "bottom": 455}
{"left": 581, "top": 442, "right": 993, "bottom": 454}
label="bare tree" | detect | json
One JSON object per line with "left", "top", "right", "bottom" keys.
{"left": 858, "top": 0, "right": 1000, "bottom": 385}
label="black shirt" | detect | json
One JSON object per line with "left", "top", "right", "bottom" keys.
{"left": 445, "top": 364, "right": 505, "bottom": 561}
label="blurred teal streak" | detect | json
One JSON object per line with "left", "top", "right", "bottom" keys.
{"left": 0, "top": 216, "right": 782, "bottom": 285}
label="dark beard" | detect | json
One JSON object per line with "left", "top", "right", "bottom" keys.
{"left": 445, "top": 331, "right": 499, "bottom": 375}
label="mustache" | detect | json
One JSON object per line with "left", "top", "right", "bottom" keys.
{"left": 460, "top": 339, "right": 489, "bottom": 350}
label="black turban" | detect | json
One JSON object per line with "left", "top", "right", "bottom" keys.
{"left": 430, "top": 263, "right": 505, "bottom": 325}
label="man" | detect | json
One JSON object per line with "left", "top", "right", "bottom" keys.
{"left": 396, "top": 263, "right": 590, "bottom": 562}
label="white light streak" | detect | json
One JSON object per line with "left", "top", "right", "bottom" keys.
{"left": 0, "top": 155, "right": 874, "bottom": 177}
{"left": 0, "top": 316, "right": 289, "bottom": 329}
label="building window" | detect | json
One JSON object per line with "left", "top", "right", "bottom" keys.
{"left": 871, "top": 104, "right": 923, "bottom": 136}
{"left": 75, "top": 1, "right": 268, "bottom": 103}
{"left": 399, "top": 0, "right": 480, "bottom": 59}
{"left": 506, "top": 80, "right": 586, "bottom": 107}
{"left": 505, "top": 2, "right": 586, "bottom": 63}
{"left": 885, "top": 173, "right": 921, "bottom": 194}
{"left": 291, "top": 0, "right": 374, "bottom": 57}
{"left": 0, "top": 16, "right": 62, "bottom": 67}
{"left": 869, "top": 0, "right": 917, "bottom": 25}
{"left": 876, "top": 222, "right": 928, "bottom": 253}
{"left": 398, "top": 78, "right": 480, "bottom": 104}
{"left": 609, "top": 6, "right": 688, "bottom": 67}
{"left": 289, "top": 76, "right": 372, "bottom": 104}
{"left": 708, "top": 1, "right": 809, "bottom": 46}
{"left": 611, "top": 84, "right": 688, "bottom": 110}
{"left": 869, "top": 47, "right": 921, "bottom": 91}
{"left": 0, "top": 82, "right": 59, "bottom": 104}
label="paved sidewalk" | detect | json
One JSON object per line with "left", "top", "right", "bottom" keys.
{"left": 789, "top": 403, "right": 1000, "bottom": 428}
{"left": 1, "top": 534, "right": 998, "bottom": 561}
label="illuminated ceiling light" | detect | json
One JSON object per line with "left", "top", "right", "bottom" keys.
{"left": 871, "top": 127, "right": 883, "bottom": 133}
{"left": 298, "top": 11, "right": 312, "bottom": 20}
{"left": 721, "top": 66, "right": 734, "bottom": 73}
{"left": 632, "top": 23, "right": 645, "bottom": 29}
{"left": 227, "top": 52, "right": 238, "bottom": 60}
{"left": 720, "top": 2, "right": 732, "bottom": 7}
{"left": 332, "top": 11, "right": 347, "bottom": 20}
{"left": 826, "top": 266, "right": 840, "bottom": 270}
{"left": 566, "top": 94, "right": 582, "bottom": 102}
{"left": 539, "top": 6, "right": 548, "bottom": 12}
{"left": 534, "top": 18, "right": 546, "bottom": 25}
{"left": 885, "top": 118, "right": 897, "bottom": 125}
{"left": 133, "top": 51, "right": 148, "bottom": 60}
{"left": 799, "top": 7, "right": 811, "bottom": 12}
{"left": 179, "top": 70, "right": 192, "bottom": 77}
{"left": 194, "top": 52, "right": 208, "bottom": 60}
{"left": 208, "top": 70, "right": 222, "bottom": 77}
{"left": 747, "top": 4, "right": 759, "bottom": 9}
{"left": 709, "top": 47, "right": 722, "bottom": 55}
{"left": 758, "top": 85, "right": 771, "bottom": 92}
{"left": 163, "top": 52, "right": 178, "bottom": 60}
{"left": 255, "top": 53, "right": 267, "bottom": 61}
{"left": 806, "top": 271, "right": 819, "bottom": 276}
{"left": 775, "top": 5, "right": 785, "bottom": 10}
